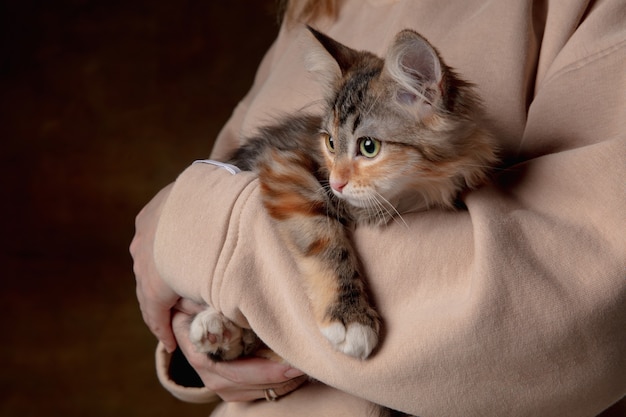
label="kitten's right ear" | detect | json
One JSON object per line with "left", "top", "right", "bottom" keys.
{"left": 305, "top": 26, "right": 357, "bottom": 86}
{"left": 383, "top": 30, "right": 444, "bottom": 112}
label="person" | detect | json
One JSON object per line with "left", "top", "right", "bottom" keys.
{"left": 130, "top": 0, "right": 626, "bottom": 415}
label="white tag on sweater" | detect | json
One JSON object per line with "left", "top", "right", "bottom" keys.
{"left": 192, "top": 159, "right": 241, "bottom": 175}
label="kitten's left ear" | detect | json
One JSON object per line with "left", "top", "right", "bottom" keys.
{"left": 305, "top": 26, "right": 359, "bottom": 87}
{"left": 383, "top": 30, "right": 444, "bottom": 111}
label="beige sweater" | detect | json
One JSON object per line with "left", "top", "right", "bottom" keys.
{"left": 152, "top": 0, "right": 626, "bottom": 415}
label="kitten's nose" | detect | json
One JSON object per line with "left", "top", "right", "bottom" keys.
{"left": 330, "top": 179, "right": 348, "bottom": 193}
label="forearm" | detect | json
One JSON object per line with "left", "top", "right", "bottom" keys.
{"left": 153, "top": 164, "right": 259, "bottom": 311}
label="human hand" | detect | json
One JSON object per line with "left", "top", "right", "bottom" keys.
{"left": 171, "top": 307, "right": 308, "bottom": 402}
{"left": 130, "top": 185, "right": 180, "bottom": 353}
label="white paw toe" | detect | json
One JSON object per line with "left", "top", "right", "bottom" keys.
{"left": 320, "top": 322, "right": 378, "bottom": 360}
{"left": 189, "top": 309, "right": 243, "bottom": 360}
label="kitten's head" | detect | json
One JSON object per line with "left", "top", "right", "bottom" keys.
{"left": 306, "top": 27, "right": 497, "bottom": 223}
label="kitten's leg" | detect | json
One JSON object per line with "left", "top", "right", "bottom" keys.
{"left": 259, "top": 150, "right": 380, "bottom": 359}
{"left": 189, "top": 306, "right": 259, "bottom": 361}
{"left": 299, "top": 223, "right": 381, "bottom": 359}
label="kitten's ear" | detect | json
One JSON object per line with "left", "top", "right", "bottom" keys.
{"left": 383, "top": 30, "right": 444, "bottom": 112}
{"left": 305, "top": 26, "right": 359, "bottom": 86}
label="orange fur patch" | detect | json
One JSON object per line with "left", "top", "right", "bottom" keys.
{"left": 300, "top": 257, "right": 341, "bottom": 324}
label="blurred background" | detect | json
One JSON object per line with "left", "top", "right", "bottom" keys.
{"left": 1, "top": 1, "right": 277, "bottom": 416}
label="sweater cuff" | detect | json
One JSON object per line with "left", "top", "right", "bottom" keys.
{"left": 153, "top": 162, "right": 258, "bottom": 308}
{"left": 155, "top": 342, "right": 219, "bottom": 404}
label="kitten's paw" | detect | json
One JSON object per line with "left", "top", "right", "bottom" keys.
{"left": 320, "top": 321, "right": 379, "bottom": 360}
{"left": 189, "top": 308, "right": 245, "bottom": 361}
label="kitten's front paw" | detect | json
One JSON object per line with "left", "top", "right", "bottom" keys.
{"left": 189, "top": 308, "right": 246, "bottom": 361}
{"left": 320, "top": 321, "right": 379, "bottom": 360}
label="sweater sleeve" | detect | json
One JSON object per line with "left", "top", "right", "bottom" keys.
{"left": 153, "top": 5, "right": 626, "bottom": 417}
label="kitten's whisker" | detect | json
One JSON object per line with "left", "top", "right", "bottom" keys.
{"left": 370, "top": 193, "right": 393, "bottom": 224}
{"left": 393, "top": 212, "right": 409, "bottom": 229}
{"left": 320, "top": 183, "right": 351, "bottom": 225}
{"left": 317, "top": 183, "right": 339, "bottom": 223}
{"left": 373, "top": 191, "right": 409, "bottom": 229}
{"left": 365, "top": 193, "right": 392, "bottom": 226}
{"left": 367, "top": 195, "right": 384, "bottom": 225}
{"left": 373, "top": 196, "right": 390, "bottom": 225}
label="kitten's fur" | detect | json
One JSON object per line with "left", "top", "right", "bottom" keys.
{"left": 189, "top": 27, "right": 497, "bottom": 414}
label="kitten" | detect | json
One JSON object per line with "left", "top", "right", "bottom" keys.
{"left": 189, "top": 27, "right": 497, "bottom": 367}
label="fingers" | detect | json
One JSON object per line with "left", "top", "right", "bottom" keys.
{"left": 205, "top": 362, "right": 308, "bottom": 402}
{"left": 134, "top": 261, "right": 180, "bottom": 352}
{"left": 146, "top": 299, "right": 203, "bottom": 352}
{"left": 212, "top": 357, "right": 305, "bottom": 386}
{"left": 137, "top": 284, "right": 177, "bottom": 352}
{"left": 206, "top": 371, "right": 308, "bottom": 402}
{"left": 171, "top": 311, "right": 307, "bottom": 402}
{"left": 270, "top": 374, "right": 309, "bottom": 397}
{"left": 130, "top": 187, "right": 180, "bottom": 352}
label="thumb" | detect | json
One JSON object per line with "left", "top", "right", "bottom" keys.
{"left": 175, "top": 298, "right": 207, "bottom": 315}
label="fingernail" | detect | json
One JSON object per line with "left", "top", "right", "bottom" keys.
{"left": 284, "top": 368, "right": 305, "bottom": 378}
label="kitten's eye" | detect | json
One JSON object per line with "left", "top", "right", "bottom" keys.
{"left": 358, "top": 137, "right": 381, "bottom": 158}
{"left": 325, "top": 134, "right": 335, "bottom": 153}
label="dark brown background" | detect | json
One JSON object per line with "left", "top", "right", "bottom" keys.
{"left": 1, "top": 1, "right": 277, "bottom": 416}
